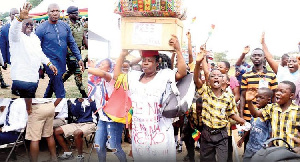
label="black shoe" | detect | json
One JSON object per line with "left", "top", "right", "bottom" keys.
{"left": 12, "top": 90, "right": 20, "bottom": 96}
{"left": 177, "top": 144, "right": 182, "bottom": 153}
{"left": 1, "top": 82, "right": 9, "bottom": 88}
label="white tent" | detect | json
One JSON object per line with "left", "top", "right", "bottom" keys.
{"left": 30, "top": 0, "right": 87, "bottom": 14}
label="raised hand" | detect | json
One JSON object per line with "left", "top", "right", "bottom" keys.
{"left": 246, "top": 88, "right": 257, "bottom": 101}
{"left": 186, "top": 31, "right": 191, "bottom": 40}
{"left": 120, "top": 49, "right": 130, "bottom": 57}
{"left": 169, "top": 35, "right": 181, "bottom": 51}
{"left": 243, "top": 45, "right": 250, "bottom": 54}
{"left": 200, "top": 44, "right": 206, "bottom": 51}
{"left": 19, "top": 2, "right": 32, "bottom": 20}
{"left": 196, "top": 51, "right": 205, "bottom": 62}
{"left": 261, "top": 32, "right": 265, "bottom": 44}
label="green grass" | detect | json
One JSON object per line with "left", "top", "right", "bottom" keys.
{"left": 54, "top": 50, "right": 88, "bottom": 98}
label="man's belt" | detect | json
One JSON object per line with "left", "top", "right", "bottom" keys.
{"left": 203, "top": 124, "right": 226, "bottom": 135}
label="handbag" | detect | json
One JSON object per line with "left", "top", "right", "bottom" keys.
{"left": 103, "top": 74, "right": 133, "bottom": 126}
{"left": 161, "top": 73, "right": 195, "bottom": 118}
{"left": 251, "top": 137, "right": 300, "bottom": 162}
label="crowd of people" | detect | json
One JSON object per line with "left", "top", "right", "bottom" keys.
{"left": 0, "top": 2, "right": 88, "bottom": 98}
{"left": 0, "top": 98, "right": 97, "bottom": 162}
{"left": 87, "top": 28, "right": 300, "bottom": 162}
{"left": 1, "top": 1, "right": 300, "bottom": 162}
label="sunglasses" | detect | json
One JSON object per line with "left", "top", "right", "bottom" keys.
{"left": 25, "top": 23, "right": 33, "bottom": 27}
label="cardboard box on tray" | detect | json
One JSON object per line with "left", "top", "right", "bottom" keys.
{"left": 121, "top": 17, "right": 184, "bottom": 50}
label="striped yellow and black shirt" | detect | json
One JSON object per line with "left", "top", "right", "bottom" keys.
{"left": 197, "top": 84, "right": 236, "bottom": 129}
{"left": 261, "top": 103, "right": 300, "bottom": 148}
{"left": 241, "top": 67, "right": 278, "bottom": 121}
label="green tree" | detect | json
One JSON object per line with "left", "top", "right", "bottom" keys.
{"left": 29, "top": 0, "right": 43, "bottom": 8}
{"left": 0, "top": 12, "right": 9, "bottom": 23}
{"left": 213, "top": 52, "right": 228, "bottom": 62}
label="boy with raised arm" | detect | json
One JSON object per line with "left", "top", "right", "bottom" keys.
{"left": 246, "top": 81, "right": 300, "bottom": 149}
{"left": 194, "top": 46, "right": 246, "bottom": 162}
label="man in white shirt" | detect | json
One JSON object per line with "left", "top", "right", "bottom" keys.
{"left": 53, "top": 98, "right": 68, "bottom": 128}
{"left": 9, "top": 3, "right": 57, "bottom": 98}
{"left": 0, "top": 98, "right": 27, "bottom": 145}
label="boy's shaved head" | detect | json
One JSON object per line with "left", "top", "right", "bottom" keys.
{"left": 258, "top": 87, "right": 273, "bottom": 98}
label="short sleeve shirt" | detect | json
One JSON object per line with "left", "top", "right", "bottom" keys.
{"left": 261, "top": 103, "right": 300, "bottom": 148}
{"left": 197, "top": 84, "right": 236, "bottom": 128}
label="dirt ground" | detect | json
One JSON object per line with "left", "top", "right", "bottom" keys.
{"left": 0, "top": 130, "right": 245, "bottom": 162}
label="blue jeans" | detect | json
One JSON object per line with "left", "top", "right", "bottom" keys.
{"left": 0, "top": 131, "right": 20, "bottom": 145}
{"left": 12, "top": 80, "right": 38, "bottom": 98}
{"left": 44, "top": 74, "right": 65, "bottom": 98}
{"left": 94, "top": 120, "right": 126, "bottom": 162}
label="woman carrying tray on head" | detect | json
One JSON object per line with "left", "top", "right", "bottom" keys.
{"left": 114, "top": 35, "right": 187, "bottom": 161}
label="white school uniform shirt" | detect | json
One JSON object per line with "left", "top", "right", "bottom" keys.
{"left": 128, "top": 69, "right": 176, "bottom": 161}
{"left": 32, "top": 98, "right": 53, "bottom": 104}
{"left": 0, "top": 99, "right": 28, "bottom": 132}
{"left": 9, "top": 19, "right": 50, "bottom": 83}
{"left": 54, "top": 98, "right": 68, "bottom": 119}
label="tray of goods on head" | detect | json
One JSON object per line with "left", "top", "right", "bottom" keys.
{"left": 115, "top": 0, "right": 186, "bottom": 51}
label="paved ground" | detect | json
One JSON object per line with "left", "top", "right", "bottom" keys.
{"left": 0, "top": 130, "right": 245, "bottom": 162}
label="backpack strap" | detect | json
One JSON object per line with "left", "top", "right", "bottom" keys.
{"left": 169, "top": 74, "right": 181, "bottom": 113}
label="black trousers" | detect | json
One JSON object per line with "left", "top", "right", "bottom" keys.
{"left": 182, "top": 123, "right": 196, "bottom": 161}
{"left": 200, "top": 125, "right": 228, "bottom": 162}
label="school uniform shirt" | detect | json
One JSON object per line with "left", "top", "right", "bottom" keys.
{"left": 261, "top": 102, "right": 300, "bottom": 148}
{"left": 32, "top": 98, "right": 53, "bottom": 104}
{"left": 54, "top": 98, "right": 68, "bottom": 119}
{"left": 241, "top": 67, "right": 278, "bottom": 121}
{"left": 127, "top": 69, "right": 176, "bottom": 161}
{"left": 197, "top": 84, "right": 236, "bottom": 129}
{"left": 71, "top": 99, "right": 97, "bottom": 123}
{"left": 8, "top": 19, "right": 51, "bottom": 83}
{"left": 35, "top": 20, "right": 81, "bottom": 75}
{"left": 0, "top": 99, "right": 27, "bottom": 132}
{"left": 277, "top": 65, "right": 299, "bottom": 83}
{"left": 187, "top": 103, "right": 203, "bottom": 129}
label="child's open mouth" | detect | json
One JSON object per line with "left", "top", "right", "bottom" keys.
{"left": 213, "top": 81, "right": 220, "bottom": 86}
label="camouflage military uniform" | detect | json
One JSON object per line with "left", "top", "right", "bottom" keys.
{"left": 62, "top": 20, "right": 88, "bottom": 97}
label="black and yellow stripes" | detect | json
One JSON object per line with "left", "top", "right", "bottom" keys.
{"left": 262, "top": 103, "right": 300, "bottom": 148}
{"left": 241, "top": 68, "right": 278, "bottom": 121}
{"left": 197, "top": 84, "right": 236, "bottom": 129}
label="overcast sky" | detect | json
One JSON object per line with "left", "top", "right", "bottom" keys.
{"left": 3, "top": 0, "right": 300, "bottom": 60}
{"left": 0, "top": 0, "right": 25, "bottom": 13}
{"left": 90, "top": 0, "right": 300, "bottom": 60}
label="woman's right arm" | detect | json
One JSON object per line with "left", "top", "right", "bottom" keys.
{"left": 114, "top": 50, "right": 129, "bottom": 80}
{"left": 88, "top": 67, "right": 112, "bottom": 82}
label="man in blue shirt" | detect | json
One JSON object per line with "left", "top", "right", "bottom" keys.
{"left": 54, "top": 98, "right": 97, "bottom": 162}
{"left": 35, "top": 3, "right": 84, "bottom": 98}
{"left": 0, "top": 8, "right": 19, "bottom": 94}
